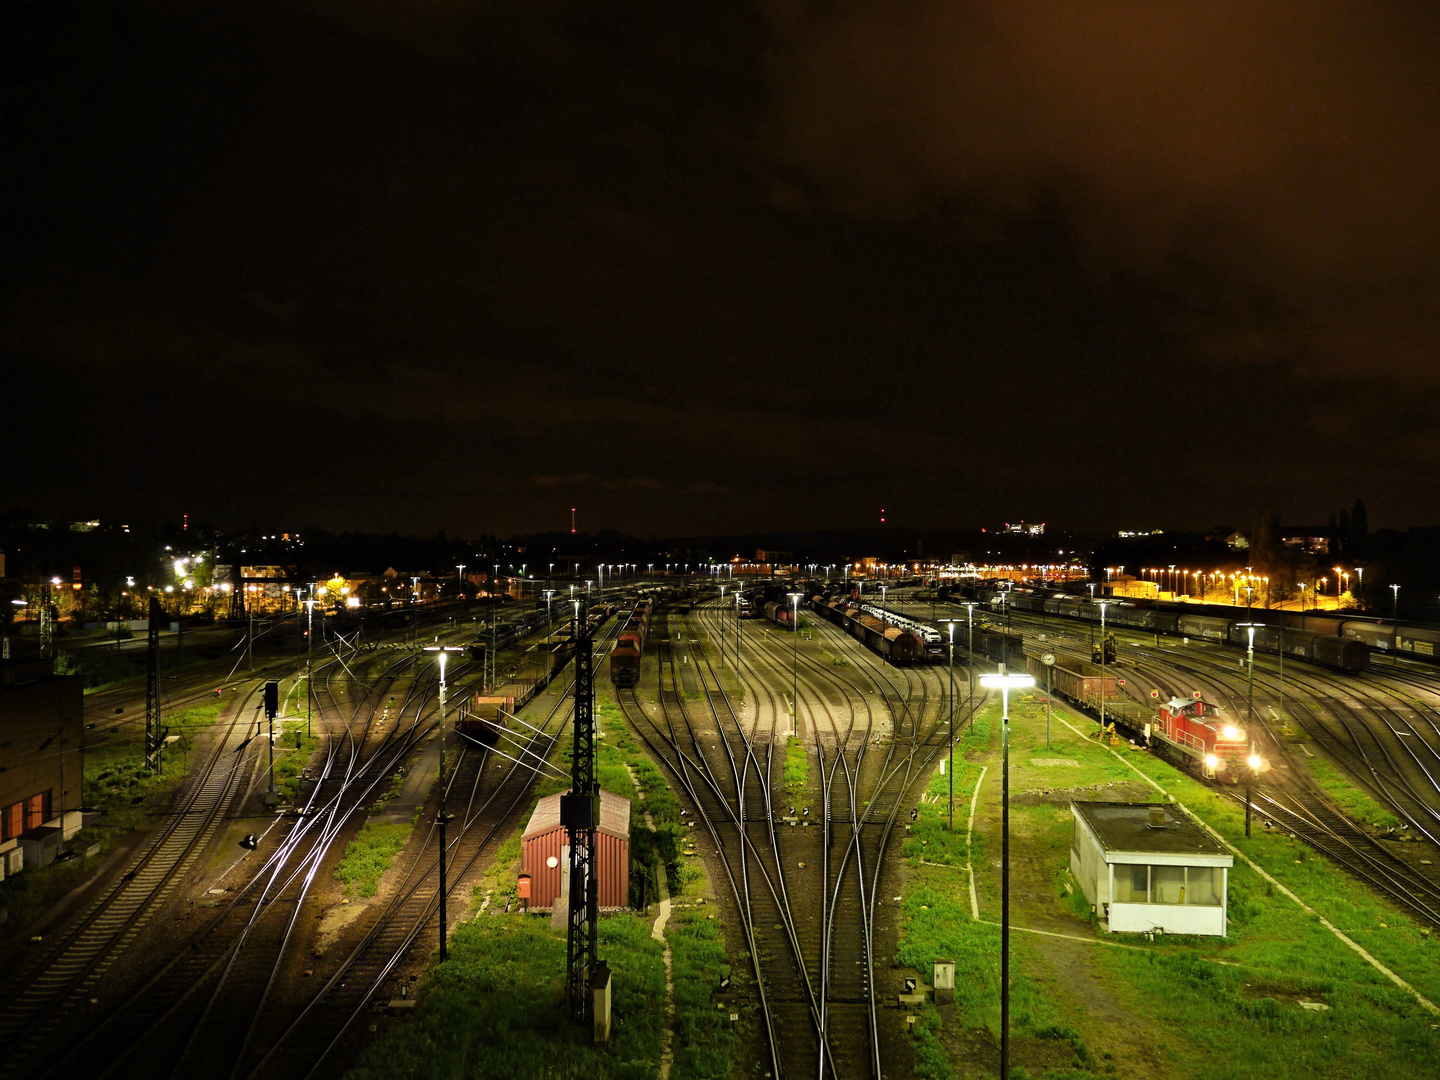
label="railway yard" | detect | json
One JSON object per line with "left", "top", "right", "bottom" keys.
{"left": 4, "top": 579, "right": 1440, "bottom": 1080}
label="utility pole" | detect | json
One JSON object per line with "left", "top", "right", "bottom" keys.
{"left": 263, "top": 681, "right": 279, "bottom": 807}
{"left": 39, "top": 586, "right": 54, "bottom": 661}
{"left": 1100, "top": 600, "right": 1108, "bottom": 732}
{"left": 145, "top": 596, "right": 163, "bottom": 773}
{"left": 563, "top": 614, "right": 599, "bottom": 1025}
{"left": 946, "top": 622, "right": 956, "bottom": 828}
{"left": 491, "top": 564, "right": 500, "bottom": 692}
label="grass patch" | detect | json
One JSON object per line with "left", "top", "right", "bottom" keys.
{"left": 668, "top": 908, "right": 735, "bottom": 1079}
{"left": 82, "top": 700, "right": 224, "bottom": 831}
{"left": 335, "top": 821, "right": 412, "bottom": 898}
{"left": 273, "top": 719, "right": 321, "bottom": 803}
{"left": 347, "top": 910, "right": 666, "bottom": 1080}
{"left": 903, "top": 693, "right": 1440, "bottom": 1079}
{"left": 784, "top": 735, "right": 808, "bottom": 808}
{"left": 1303, "top": 753, "right": 1402, "bottom": 829}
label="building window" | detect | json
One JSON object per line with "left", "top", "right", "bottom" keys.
{"left": 1112, "top": 863, "right": 1222, "bottom": 905}
{"left": 2, "top": 801, "right": 21, "bottom": 842}
{"left": 1113, "top": 864, "right": 1149, "bottom": 903}
{"left": 1185, "top": 866, "right": 1223, "bottom": 905}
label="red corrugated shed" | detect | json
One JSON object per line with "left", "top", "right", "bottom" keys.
{"left": 521, "top": 789, "right": 631, "bottom": 909}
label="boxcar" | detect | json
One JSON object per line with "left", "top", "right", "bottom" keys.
{"left": 1178, "top": 615, "right": 1231, "bottom": 641}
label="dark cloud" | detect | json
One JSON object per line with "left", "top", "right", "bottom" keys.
{"left": 3, "top": 1, "right": 1436, "bottom": 538}
{"left": 764, "top": 1, "right": 1440, "bottom": 385}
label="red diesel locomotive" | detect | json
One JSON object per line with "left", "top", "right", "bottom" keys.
{"left": 1152, "top": 696, "right": 1251, "bottom": 780}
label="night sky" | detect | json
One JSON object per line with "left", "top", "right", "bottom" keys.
{"left": 6, "top": 2, "right": 1438, "bottom": 538}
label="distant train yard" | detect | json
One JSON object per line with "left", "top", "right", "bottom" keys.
{"left": 5, "top": 563, "right": 1440, "bottom": 1080}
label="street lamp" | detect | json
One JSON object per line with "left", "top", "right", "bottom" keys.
{"left": 456, "top": 564, "right": 466, "bottom": 600}
{"left": 939, "top": 620, "right": 960, "bottom": 829}
{"left": 1390, "top": 584, "right": 1401, "bottom": 654}
{"left": 423, "top": 643, "right": 464, "bottom": 962}
{"left": 1237, "top": 623, "right": 1260, "bottom": 836}
{"left": 718, "top": 585, "right": 728, "bottom": 668}
{"left": 787, "top": 593, "right": 803, "bottom": 734}
{"left": 979, "top": 667, "right": 1036, "bottom": 1080}
{"left": 1099, "top": 600, "right": 1108, "bottom": 731}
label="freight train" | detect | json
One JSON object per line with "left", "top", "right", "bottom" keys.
{"left": 609, "top": 598, "right": 654, "bottom": 687}
{"left": 1022, "top": 653, "right": 1249, "bottom": 781}
{"left": 941, "top": 586, "right": 1373, "bottom": 674}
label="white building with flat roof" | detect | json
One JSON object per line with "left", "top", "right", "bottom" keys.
{"left": 1071, "top": 801, "right": 1234, "bottom": 936}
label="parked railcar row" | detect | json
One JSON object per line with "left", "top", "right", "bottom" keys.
{"left": 942, "top": 586, "right": 1372, "bottom": 674}
{"left": 809, "top": 595, "right": 925, "bottom": 664}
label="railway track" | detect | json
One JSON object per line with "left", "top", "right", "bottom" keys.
{"left": 6, "top": 612, "right": 494, "bottom": 1080}
{"left": 617, "top": 596, "right": 954, "bottom": 1078}
{"left": 241, "top": 617, "right": 625, "bottom": 1080}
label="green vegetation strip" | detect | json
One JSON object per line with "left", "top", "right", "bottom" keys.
{"left": 273, "top": 719, "right": 320, "bottom": 803}
{"left": 895, "top": 694, "right": 1440, "bottom": 1080}
{"left": 784, "top": 735, "right": 809, "bottom": 809}
{"left": 335, "top": 821, "right": 412, "bottom": 899}
{"left": 347, "top": 911, "right": 666, "bottom": 1080}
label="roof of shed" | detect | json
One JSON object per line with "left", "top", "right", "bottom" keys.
{"left": 524, "top": 789, "right": 631, "bottom": 841}
{"left": 1072, "top": 801, "right": 1231, "bottom": 860}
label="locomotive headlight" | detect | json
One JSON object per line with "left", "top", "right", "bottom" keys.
{"left": 1222, "top": 725, "right": 1239, "bottom": 740}
{"left": 1248, "top": 755, "right": 1263, "bottom": 771}
{"left": 1205, "top": 754, "right": 1218, "bottom": 769}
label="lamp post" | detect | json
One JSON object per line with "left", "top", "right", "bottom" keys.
{"left": 304, "top": 598, "right": 316, "bottom": 738}
{"left": 939, "top": 620, "right": 960, "bottom": 829}
{"left": 718, "top": 585, "right": 728, "bottom": 668}
{"left": 1390, "top": 584, "right": 1401, "bottom": 655}
{"left": 788, "top": 593, "right": 803, "bottom": 735}
{"left": 963, "top": 602, "right": 977, "bottom": 747}
{"left": 456, "top": 564, "right": 466, "bottom": 601}
{"left": 978, "top": 668, "right": 1035, "bottom": 1080}
{"left": 1099, "top": 600, "right": 1108, "bottom": 731}
{"left": 1237, "top": 624, "right": 1259, "bottom": 837}
{"left": 424, "top": 644, "right": 463, "bottom": 960}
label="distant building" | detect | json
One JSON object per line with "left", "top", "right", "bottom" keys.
{"left": 1070, "top": 801, "right": 1234, "bottom": 936}
{"left": 1004, "top": 522, "right": 1045, "bottom": 536}
{"left": 0, "top": 660, "right": 84, "bottom": 879}
{"left": 1279, "top": 527, "right": 1331, "bottom": 555}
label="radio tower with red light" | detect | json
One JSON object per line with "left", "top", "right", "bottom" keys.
{"left": 571, "top": 507, "right": 577, "bottom": 534}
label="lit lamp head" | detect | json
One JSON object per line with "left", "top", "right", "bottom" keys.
{"left": 979, "top": 670, "right": 1036, "bottom": 719}
{"left": 422, "top": 644, "right": 464, "bottom": 680}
